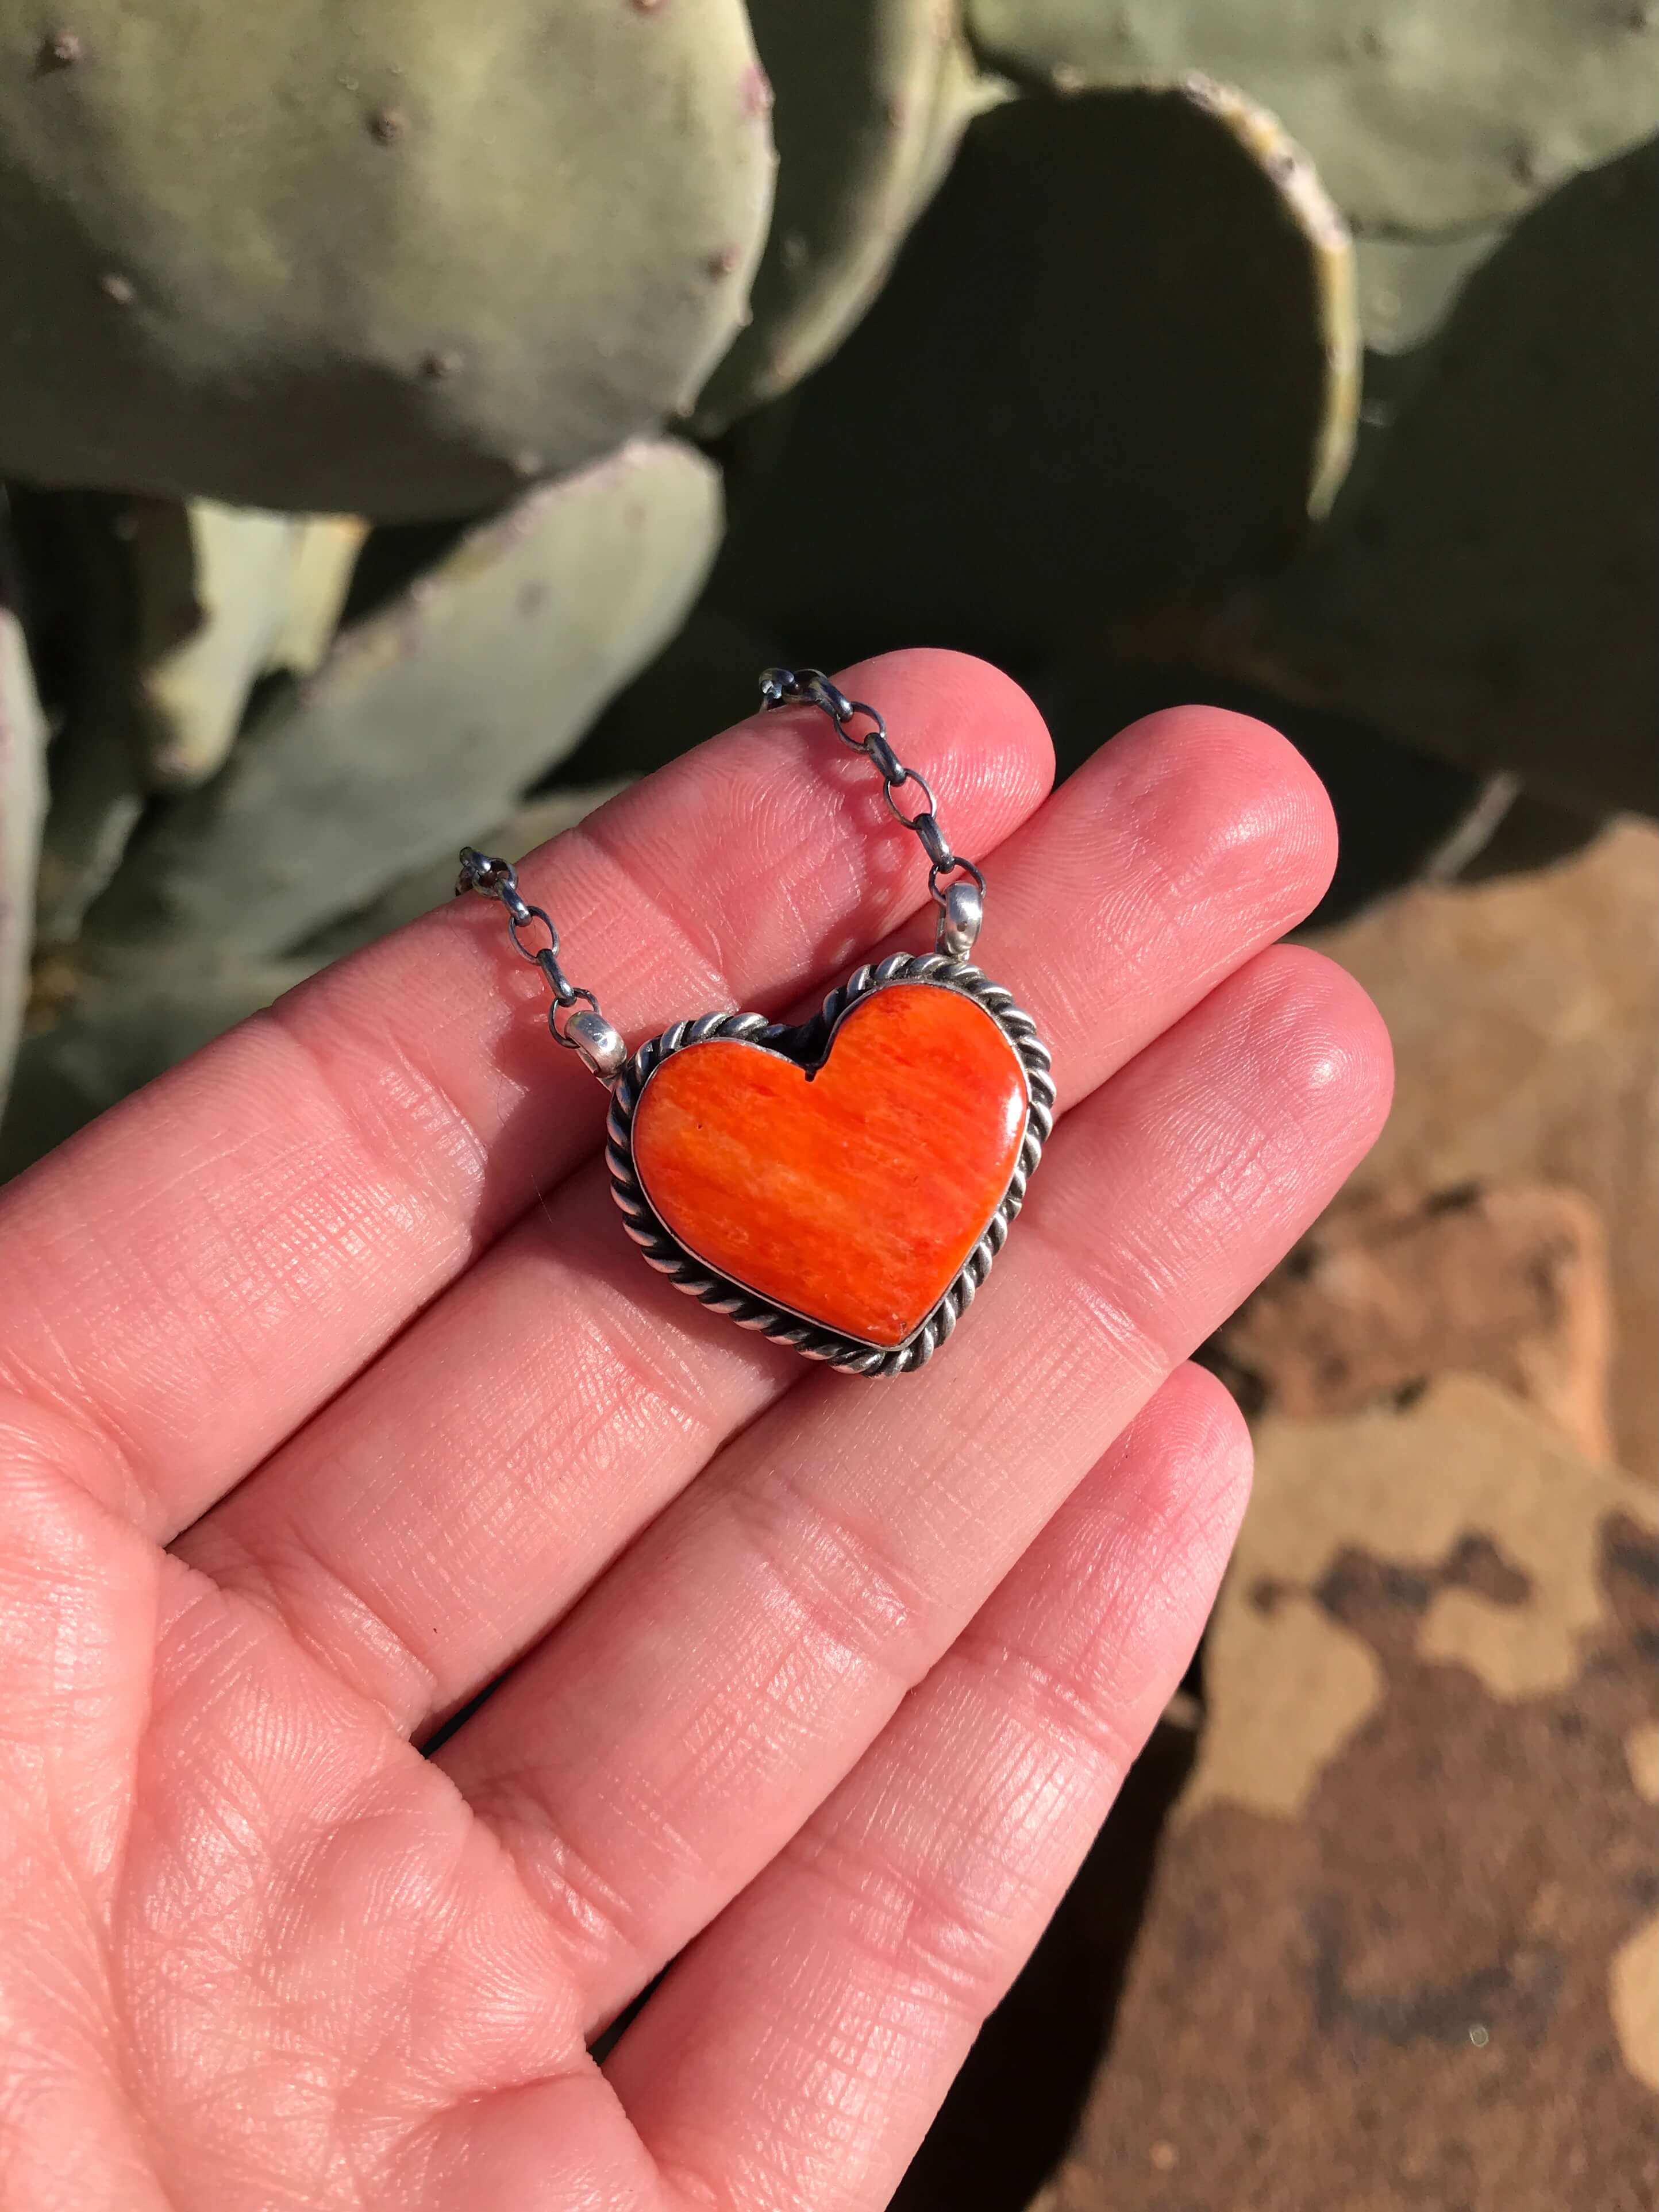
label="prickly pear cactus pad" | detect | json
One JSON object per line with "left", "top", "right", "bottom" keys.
{"left": 695, "top": 0, "right": 982, "bottom": 431}
{"left": 711, "top": 81, "right": 1356, "bottom": 657}
{"left": 1237, "top": 137, "right": 1659, "bottom": 822}
{"left": 84, "top": 440, "right": 722, "bottom": 958}
{"left": 907, "top": 22, "right": 1006, "bottom": 226}
{"left": 0, "top": 0, "right": 774, "bottom": 518}
{"left": 964, "top": 0, "right": 1659, "bottom": 237}
{"left": 0, "top": 602, "right": 46, "bottom": 1112}
{"left": 132, "top": 504, "right": 367, "bottom": 788}
{"left": 1350, "top": 228, "right": 1508, "bottom": 356}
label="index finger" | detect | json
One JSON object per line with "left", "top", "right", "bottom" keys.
{"left": 0, "top": 650, "right": 1052, "bottom": 1536}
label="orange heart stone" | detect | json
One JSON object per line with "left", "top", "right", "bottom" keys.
{"left": 631, "top": 981, "right": 1029, "bottom": 1348}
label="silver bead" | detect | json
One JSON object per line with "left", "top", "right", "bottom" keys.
{"left": 936, "top": 878, "right": 984, "bottom": 960}
{"left": 562, "top": 1007, "right": 627, "bottom": 1082}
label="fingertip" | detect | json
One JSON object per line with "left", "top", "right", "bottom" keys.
{"left": 1103, "top": 1359, "right": 1254, "bottom": 1567}
{"left": 1138, "top": 1358, "right": 1254, "bottom": 1493}
{"left": 1232, "top": 940, "right": 1396, "bottom": 1158}
{"left": 1103, "top": 702, "right": 1340, "bottom": 929}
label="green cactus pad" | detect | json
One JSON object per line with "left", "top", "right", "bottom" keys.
{"left": 964, "top": 0, "right": 1659, "bottom": 237}
{"left": 711, "top": 81, "right": 1356, "bottom": 656}
{"left": 132, "top": 504, "right": 366, "bottom": 788}
{"left": 1233, "top": 136, "right": 1659, "bottom": 820}
{"left": 0, "top": 1, "right": 773, "bottom": 517}
{"left": 1352, "top": 229, "right": 1507, "bottom": 357}
{"left": 83, "top": 439, "right": 722, "bottom": 959}
{"left": 907, "top": 27, "right": 1011, "bottom": 220}
{"left": 0, "top": 602, "right": 47, "bottom": 1109}
{"left": 694, "top": 0, "right": 976, "bottom": 432}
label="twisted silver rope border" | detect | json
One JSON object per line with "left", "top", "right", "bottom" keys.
{"left": 605, "top": 954, "right": 1054, "bottom": 1375}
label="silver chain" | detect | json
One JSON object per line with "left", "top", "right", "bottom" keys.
{"left": 458, "top": 665, "right": 986, "bottom": 1085}
{"left": 757, "top": 666, "right": 988, "bottom": 926}
{"left": 454, "top": 848, "right": 626, "bottom": 1079}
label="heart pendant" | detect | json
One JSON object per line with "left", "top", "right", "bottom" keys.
{"left": 606, "top": 954, "right": 1053, "bottom": 1374}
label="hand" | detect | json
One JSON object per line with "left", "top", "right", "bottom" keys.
{"left": 0, "top": 653, "right": 1389, "bottom": 2211}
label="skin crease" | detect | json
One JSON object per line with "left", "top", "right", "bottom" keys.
{"left": 0, "top": 653, "right": 1392, "bottom": 2211}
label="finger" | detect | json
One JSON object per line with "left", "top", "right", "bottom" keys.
{"left": 605, "top": 1363, "right": 1249, "bottom": 2212}
{"left": 180, "top": 707, "right": 1335, "bottom": 1734}
{"left": 0, "top": 651, "right": 1051, "bottom": 1536}
{"left": 438, "top": 946, "right": 1391, "bottom": 2029}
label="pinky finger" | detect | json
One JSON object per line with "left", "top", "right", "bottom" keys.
{"left": 606, "top": 1364, "right": 1252, "bottom": 2212}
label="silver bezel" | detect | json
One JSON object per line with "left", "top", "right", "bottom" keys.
{"left": 605, "top": 953, "right": 1054, "bottom": 1375}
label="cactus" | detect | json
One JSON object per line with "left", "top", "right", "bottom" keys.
{"left": 132, "top": 505, "right": 367, "bottom": 789}
{"left": 909, "top": 21, "right": 1009, "bottom": 217}
{"left": 1350, "top": 228, "right": 1508, "bottom": 357}
{"left": 708, "top": 80, "right": 1357, "bottom": 657}
{"left": 695, "top": 0, "right": 989, "bottom": 432}
{"left": 1183, "top": 76, "right": 1357, "bottom": 517}
{"left": 963, "top": 0, "right": 1659, "bottom": 348}
{"left": 0, "top": 6, "right": 1650, "bottom": 1161}
{"left": 0, "top": 594, "right": 47, "bottom": 1113}
{"left": 21, "top": 497, "right": 363, "bottom": 949}
{"left": 0, "top": 0, "right": 774, "bottom": 517}
{"left": 1222, "top": 134, "right": 1659, "bottom": 819}
{"left": 965, "top": 0, "right": 1656, "bottom": 232}
{"left": 80, "top": 440, "right": 722, "bottom": 964}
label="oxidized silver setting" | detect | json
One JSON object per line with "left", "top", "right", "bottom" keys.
{"left": 463, "top": 665, "right": 1045, "bottom": 1376}
{"left": 605, "top": 953, "right": 1054, "bottom": 1375}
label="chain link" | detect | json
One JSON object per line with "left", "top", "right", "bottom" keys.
{"left": 456, "top": 849, "right": 621, "bottom": 1072}
{"left": 460, "top": 665, "right": 988, "bottom": 1084}
{"left": 757, "top": 666, "right": 987, "bottom": 926}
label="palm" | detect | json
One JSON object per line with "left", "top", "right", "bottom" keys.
{"left": 0, "top": 654, "right": 1389, "bottom": 2211}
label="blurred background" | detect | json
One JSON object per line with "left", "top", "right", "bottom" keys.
{"left": 0, "top": 4, "right": 1653, "bottom": 2205}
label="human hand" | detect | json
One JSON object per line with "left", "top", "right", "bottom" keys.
{"left": 0, "top": 652, "right": 1389, "bottom": 2210}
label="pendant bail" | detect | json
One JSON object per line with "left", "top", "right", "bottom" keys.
{"left": 936, "top": 876, "right": 984, "bottom": 961}
{"left": 560, "top": 1005, "right": 627, "bottom": 1082}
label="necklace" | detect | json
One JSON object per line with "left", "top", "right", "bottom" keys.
{"left": 457, "top": 667, "right": 1052, "bottom": 1375}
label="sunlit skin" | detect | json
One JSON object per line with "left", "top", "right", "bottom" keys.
{"left": 0, "top": 652, "right": 1390, "bottom": 2210}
